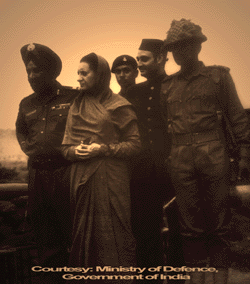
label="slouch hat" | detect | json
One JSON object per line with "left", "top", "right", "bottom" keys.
{"left": 164, "top": 19, "right": 207, "bottom": 51}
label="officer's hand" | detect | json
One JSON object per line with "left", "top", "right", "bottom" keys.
{"left": 75, "top": 143, "right": 102, "bottom": 160}
{"left": 20, "top": 141, "right": 38, "bottom": 156}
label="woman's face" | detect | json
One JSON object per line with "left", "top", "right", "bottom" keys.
{"left": 77, "top": 62, "right": 96, "bottom": 91}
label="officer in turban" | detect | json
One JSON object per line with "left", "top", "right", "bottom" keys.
{"left": 16, "top": 43, "right": 78, "bottom": 283}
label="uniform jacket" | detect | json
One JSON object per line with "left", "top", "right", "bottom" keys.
{"left": 160, "top": 62, "right": 250, "bottom": 149}
{"left": 16, "top": 82, "right": 79, "bottom": 159}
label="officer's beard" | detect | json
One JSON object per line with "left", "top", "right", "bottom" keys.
{"left": 31, "top": 80, "right": 58, "bottom": 103}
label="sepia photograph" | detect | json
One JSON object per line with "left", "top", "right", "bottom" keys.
{"left": 0, "top": 0, "right": 250, "bottom": 283}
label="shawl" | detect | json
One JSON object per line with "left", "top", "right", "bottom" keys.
{"left": 62, "top": 54, "right": 131, "bottom": 146}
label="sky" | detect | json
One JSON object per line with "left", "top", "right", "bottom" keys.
{"left": 1, "top": 0, "right": 250, "bottom": 129}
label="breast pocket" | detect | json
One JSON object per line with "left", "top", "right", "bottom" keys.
{"left": 49, "top": 105, "right": 70, "bottom": 132}
{"left": 189, "top": 92, "right": 216, "bottom": 114}
{"left": 25, "top": 110, "right": 38, "bottom": 126}
{"left": 167, "top": 98, "right": 183, "bottom": 118}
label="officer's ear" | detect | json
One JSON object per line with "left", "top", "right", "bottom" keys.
{"left": 157, "top": 52, "right": 168, "bottom": 66}
{"left": 156, "top": 53, "right": 164, "bottom": 65}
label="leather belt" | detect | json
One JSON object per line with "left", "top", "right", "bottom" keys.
{"left": 172, "top": 129, "right": 221, "bottom": 145}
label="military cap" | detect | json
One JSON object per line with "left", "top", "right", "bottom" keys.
{"left": 138, "top": 39, "right": 164, "bottom": 55}
{"left": 20, "top": 43, "right": 62, "bottom": 78}
{"left": 163, "top": 19, "right": 207, "bottom": 51}
{"left": 111, "top": 55, "right": 138, "bottom": 73}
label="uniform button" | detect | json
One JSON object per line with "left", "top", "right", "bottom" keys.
{"left": 147, "top": 118, "right": 151, "bottom": 122}
{"left": 148, "top": 129, "right": 152, "bottom": 132}
{"left": 149, "top": 140, "right": 153, "bottom": 144}
{"left": 59, "top": 114, "right": 62, "bottom": 116}
{"left": 147, "top": 107, "right": 151, "bottom": 111}
{"left": 41, "top": 131, "right": 44, "bottom": 134}
{"left": 163, "top": 90, "right": 167, "bottom": 94}
{"left": 149, "top": 96, "right": 153, "bottom": 100}
{"left": 150, "top": 86, "right": 154, "bottom": 90}
{"left": 42, "top": 118, "right": 45, "bottom": 121}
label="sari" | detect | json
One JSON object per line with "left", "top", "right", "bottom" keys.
{"left": 62, "top": 54, "right": 140, "bottom": 279}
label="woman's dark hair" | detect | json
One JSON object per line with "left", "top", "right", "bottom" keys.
{"left": 80, "top": 53, "right": 98, "bottom": 73}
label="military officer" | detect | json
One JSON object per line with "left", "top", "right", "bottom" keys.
{"left": 111, "top": 54, "right": 138, "bottom": 98}
{"left": 161, "top": 19, "right": 250, "bottom": 284}
{"left": 16, "top": 43, "right": 78, "bottom": 283}
{"left": 126, "top": 39, "right": 184, "bottom": 282}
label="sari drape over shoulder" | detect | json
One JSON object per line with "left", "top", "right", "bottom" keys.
{"left": 61, "top": 55, "right": 140, "bottom": 277}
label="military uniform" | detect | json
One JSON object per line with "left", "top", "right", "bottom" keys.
{"left": 16, "top": 84, "right": 78, "bottom": 277}
{"left": 16, "top": 84, "right": 78, "bottom": 160}
{"left": 160, "top": 61, "right": 250, "bottom": 267}
{"left": 111, "top": 54, "right": 138, "bottom": 99}
{"left": 16, "top": 43, "right": 79, "bottom": 283}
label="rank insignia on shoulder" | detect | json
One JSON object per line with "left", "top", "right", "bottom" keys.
{"left": 211, "top": 65, "right": 230, "bottom": 72}
{"left": 63, "top": 86, "right": 79, "bottom": 90}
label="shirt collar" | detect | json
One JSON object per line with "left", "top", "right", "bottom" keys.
{"left": 177, "top": 61, "right": 209, "bottom": 80}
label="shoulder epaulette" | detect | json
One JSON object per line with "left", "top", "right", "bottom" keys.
{"left": 21, "top": 92, "right": 36, "bottom": 104}
{"left": 209, "top": 65, "right": 230, "bottom": 72}
{"left": 60, "top": 86, "right": 79, "bottom": 95}
{"left": 205, "top": 65, "right": 230, "bottom": 84}
{"left": 62, "top": 85, "right": 79, "bottom": 90}
{"left": 62, "top": 86, "right": 79, "bottom": 91}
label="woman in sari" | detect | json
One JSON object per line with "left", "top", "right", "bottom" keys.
{"left": 61, "top": 53, "right": 140, "bottom": 274}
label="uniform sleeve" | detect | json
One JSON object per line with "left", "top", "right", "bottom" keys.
{"left": 15, "top": 101, "right": 30, "bottom": 155}
{"left": 15, "top": 100, "right": 43, "bottom": 157}
{"left": 107, "top": 105, "right": 141, "bottom": 158}
{"left": 220, "top": 70, "right": 250, "bottom": 145}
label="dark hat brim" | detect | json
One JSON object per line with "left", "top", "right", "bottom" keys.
{"left": 164, "top": 35, "right": 207, "bottom": 51}
{"left": 111, "top": 55, "right": 138, "bottom": 73}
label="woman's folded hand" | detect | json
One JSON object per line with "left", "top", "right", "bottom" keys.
{"left": 75, "top": 143, "right": 101, "bottom": 159}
